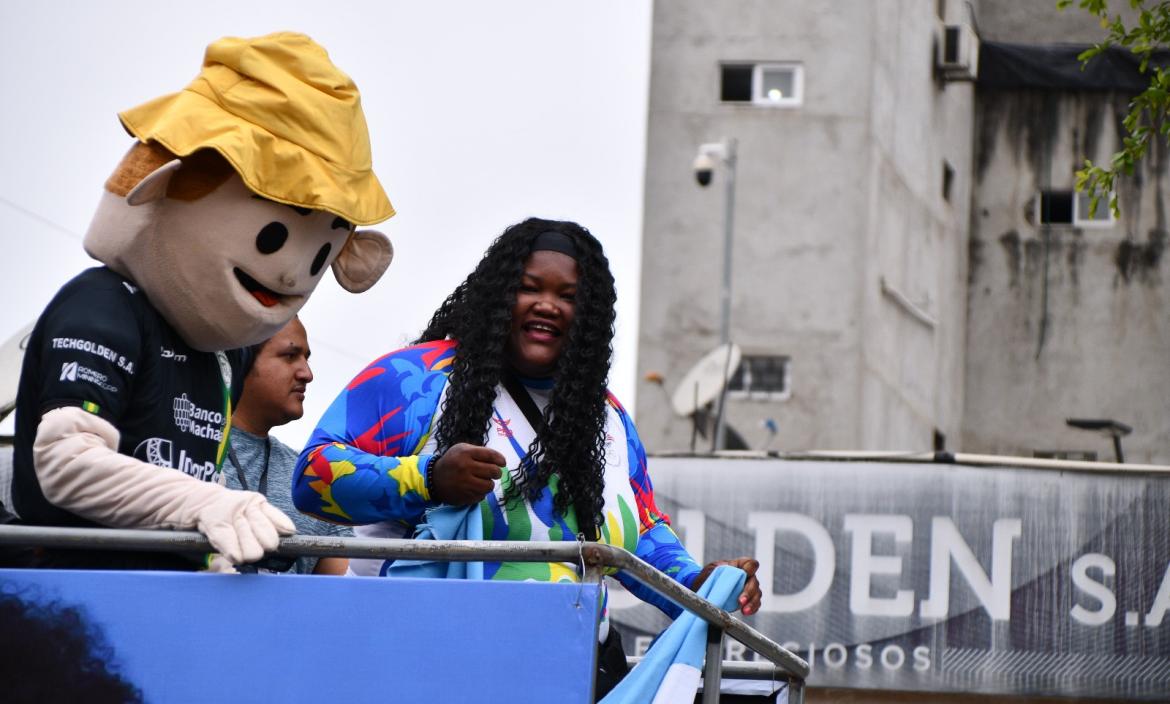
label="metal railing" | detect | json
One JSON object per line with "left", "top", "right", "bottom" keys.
{"left": 0, "top": 524, "right": 808, "bottom": 703}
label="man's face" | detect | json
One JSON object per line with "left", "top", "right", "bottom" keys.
{"left": 245, "top": 318, "right": 313, "bottom": 428}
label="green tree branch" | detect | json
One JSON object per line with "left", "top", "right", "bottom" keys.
{"left": 1057, "top": 0, "right": 1170, "bottom": 216}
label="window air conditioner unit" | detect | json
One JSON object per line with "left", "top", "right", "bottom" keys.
{"left": 937, "top": 23, "right": 979, "bottom": 81}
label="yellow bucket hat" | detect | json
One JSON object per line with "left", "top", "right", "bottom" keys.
{"left": 119, "top": 32, "right": 393, "bottom": 226}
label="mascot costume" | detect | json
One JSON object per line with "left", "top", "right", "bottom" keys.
{"left": 9, "top": 33, "right": 394, "bottom": 571}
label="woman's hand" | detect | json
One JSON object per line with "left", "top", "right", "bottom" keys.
{"left": 691, "top": 557, "right": 762, "bottom": 616}
{"left": 430, "top": 443, "right": 506, "bottom": 505}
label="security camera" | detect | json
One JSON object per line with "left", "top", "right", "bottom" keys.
{"left": 693, "top": 152, "right": 715, "bottom": 187}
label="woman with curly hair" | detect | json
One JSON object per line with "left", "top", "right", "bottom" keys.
{"left": 292, "top": 217, "right": 759, "bottom": 695}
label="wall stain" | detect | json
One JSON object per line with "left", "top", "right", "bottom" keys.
{"left": 1115, "top": 99, "right": 1148, "bottom": 244}
{"left": 1066, "top": 230, "right": 1085, "bottom": 288}
{"left": 1115, "top": 228, "right": 1166, "bottom": 285}
{"left": 974, "top": 91, "right": 1004, "bottom": 182}
{"left": 1023, "top": 236, "right": 1043, "bottom": 287}
{"left": 1026, "top": 94, "right": 1063, "bottom": 182}
{"left": 999, "top": 230, "right": 1020, "bottom": 288}
{"left": 975, "top": 91, "right": 1064, "bottom": 186}
{"left": 968, "top": 236, "right": 985, "bottom": 286}
{"left": 1081, "top": 97, "right": 1105, "bottom": 162}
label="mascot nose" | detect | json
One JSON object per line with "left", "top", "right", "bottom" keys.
{"left": 279, "top": 273, "right": 297, "bottom": 289}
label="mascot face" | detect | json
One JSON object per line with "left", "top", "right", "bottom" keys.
{"left": 84, "top": 157, "right": 392, "bottom": 352}
{"left": 154, "top": 174, "right": 351, "bottom": 339}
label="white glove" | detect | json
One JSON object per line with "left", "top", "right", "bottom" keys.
{"left": 192, "top": 489, "right": 295, "bottom": 564}
{"left": 34, "top": 406, "right": 296, "bottom": 564}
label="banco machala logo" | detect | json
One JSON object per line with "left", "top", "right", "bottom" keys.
{"left": 173, "top": 393, "right": 194, "bottom": 432}
{"left": 60, "top": 361, "right": 78, "bottom": 382}
{"left": 172, "top": 393, "right": 225, "bottom": 441}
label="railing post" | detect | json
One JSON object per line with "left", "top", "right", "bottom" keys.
{"left": 787, "top": 676, "right": 805, "bottom": 704}
{"left": 702, "top": 625, "right": 723, "bottom": 703}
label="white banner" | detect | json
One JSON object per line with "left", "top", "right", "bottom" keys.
{"left": 610, "top": 456, "right": 1170, "bottom": 699}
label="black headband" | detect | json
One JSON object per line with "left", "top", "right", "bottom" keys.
{"left": 531, "top": 230, "right": 578, "bottom": 259}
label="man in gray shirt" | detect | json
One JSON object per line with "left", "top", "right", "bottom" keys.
{"left": 226, "top": 316, "right": 349, "bottom": 574}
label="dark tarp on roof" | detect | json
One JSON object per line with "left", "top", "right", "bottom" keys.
{"left": 978, "top": 41, "right": 1170, "bottom": 92}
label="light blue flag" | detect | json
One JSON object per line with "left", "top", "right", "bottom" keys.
{"left": 602, "top": 565, "right": 746, "bottom": 704}
{"left": 379, "top": 503, "right": 484, "bottom": 579}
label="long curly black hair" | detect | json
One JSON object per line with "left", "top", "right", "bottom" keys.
{"left": 416, "top": 217, "right": 616, "bottom": 533}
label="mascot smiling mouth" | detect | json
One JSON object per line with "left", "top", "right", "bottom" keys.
{"left": 234, "top": 267, "right": 285, "bottom": 307}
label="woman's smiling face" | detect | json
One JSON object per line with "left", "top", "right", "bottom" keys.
{"left": 505, "top": 249, "right": 579, "bottom": 378}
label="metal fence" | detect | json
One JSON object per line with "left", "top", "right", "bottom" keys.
{"left": 0, "top": 524, "right": 808, "bottom": 703}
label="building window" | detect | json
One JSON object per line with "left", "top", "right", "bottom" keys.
{"left": 720, "top": 63, "right": 803, "bottom": 107}
{"left": 1038, "top": 190, "right": 1074, "bottom": 224}
{"left": 720, "top": 64, "right": 753, "bottom": 101}
{"left": 942, "top": 160, "right": 955, "bottom": 202}
{"left": 1037, "top": 190, "right": 1116, "bottom": 227}
{"left": 1074, "top": 191, "right": 1116, "bottom": 227}
{"left": 728, "top": 355, "right": 791, "bottom": 400}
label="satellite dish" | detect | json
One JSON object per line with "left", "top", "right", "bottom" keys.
{"left": 670, "top": 343, "right": 741, "bottom": 417}
{"left": 0, "top": 322, "right": 34, "bottom": 421}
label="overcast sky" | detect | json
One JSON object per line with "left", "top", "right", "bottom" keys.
{"left": 0, "top": 1, "right": 652, "bottom": 448}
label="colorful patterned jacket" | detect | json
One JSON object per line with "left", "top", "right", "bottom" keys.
{"left": 292, "top": 340, "right": 702, "bottom": 620}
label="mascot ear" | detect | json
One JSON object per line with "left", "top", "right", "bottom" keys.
{"left": 332, "top": 229, "right": 393, "bottom": 293}
{"left": 126, "top": 159, "right": 182, "bottom": 205}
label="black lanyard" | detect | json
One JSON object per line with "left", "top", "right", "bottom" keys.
{"left": 226, "top": 439, "right": 270, "bottom": 496}
{"left": 500, "top": 374, "right": 597, "bottom": 542}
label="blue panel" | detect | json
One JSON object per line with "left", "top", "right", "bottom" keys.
{"left": 0, "top": 569, "right": 600, "bottom": 703}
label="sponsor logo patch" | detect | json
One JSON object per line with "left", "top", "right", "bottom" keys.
{"left": 59, "top": 361, "right": 118, "bottom": 393}
{"left": 134, "top": 437, "right": 174, "bottom": 468}
{"left": 132, "top": 437, "right": 216, "bottom": 480}
{"left": 160, "top": 347, "right": 188, "bottom": 363}
{"left": 172, "top": 393, "right": 225, "bottom": 442}
{"left": 52, "top": 337, "right": 134, "bottom": 374}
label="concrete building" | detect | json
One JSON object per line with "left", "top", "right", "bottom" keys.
{"left": 634, "top": 0, "right": 1169, "bottom": 464}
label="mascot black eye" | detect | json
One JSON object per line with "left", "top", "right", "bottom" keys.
{"left": 310, "top": 243, "right": 332, "bottom": 276}
{"left": 256, "top": 222, "right": 289, "bottom": 254}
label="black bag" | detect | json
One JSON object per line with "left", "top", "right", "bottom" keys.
{"left": 594, "top": 625, "right": 630, "bottom": 700}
